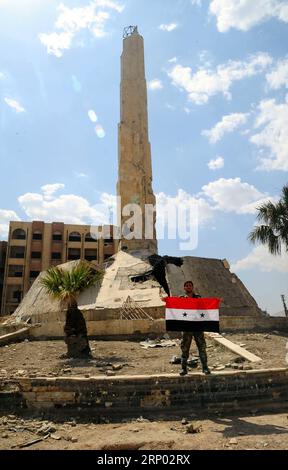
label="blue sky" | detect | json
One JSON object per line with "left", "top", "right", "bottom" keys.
{"left": 0, "top": 0, "right": 288, "bottom": 314}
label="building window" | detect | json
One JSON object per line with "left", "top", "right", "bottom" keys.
{"left": 68, "top": 248, "right": 81, "bottom": 260}
{"left": 13, "top": 290, "right": 22, "bottom": 303}
{"left": 52, "top": 232, "right": 62, "bottom": 241}
{"left": 30, "top": 271, "right": 40, "bottom": 278}
{"left": 69, "top": 232, "right": 81, "bottom": 242}
{"left": 11, "top": 228, "right": 26, "bottom": 240}
{"left": 10, "top": 246, "right": 25, "bottom": 259}
{"left": 8, "top": 265, "right": 24, "bottom": 278}
{"left": 85, "top": 249, "right": 97, "bottom": 261}
{"left": 51, "top": 252, "right": 61, "bottom": 260}
{"left": 104, "top": 238, "right": 113, "bottom": 246}
{"left": 31, "top": 251, "right": 41, "bottom": 259}
{"left": 85, "top": 233, "right": 96, "bottom": 243}
{"left": 32, "top": 231, "right": 42, "bottom": 240}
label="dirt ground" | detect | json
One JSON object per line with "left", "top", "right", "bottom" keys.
{"left": 0, "top": 410, "right": 288, "bottom": 450}
{"left": 0, "top": 332, "right": 287, "bottom": 379}
{"left": 1, "top": 332, "right": 288, "bottom": 450}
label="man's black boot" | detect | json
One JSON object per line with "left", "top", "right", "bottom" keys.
{"left": 179, "top": 360, "right": 188, "bottom": 376}
{"left": 199, "top": 352, "right": 211, "bottom": 375}
{"left": 202, "top": 364, "right": 211, "bottom": 375}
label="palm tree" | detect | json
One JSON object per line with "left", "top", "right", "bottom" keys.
{"left": 41, "top": 261, "right": 103, "bottom": 358}
{"left": 248, "top": 184, "right": 288, "bottom": 255}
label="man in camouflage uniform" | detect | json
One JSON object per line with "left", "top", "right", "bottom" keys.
{"left": 180, "top": 280, "right": 211, "bottom": 376}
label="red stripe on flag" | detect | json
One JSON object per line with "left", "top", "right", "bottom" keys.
{"left": 165, "top": 297, "right": 221, "bottom": 310}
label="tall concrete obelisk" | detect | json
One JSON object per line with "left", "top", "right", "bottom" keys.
{"left": 117, "top": 26, "right": 158, "bottom": 254}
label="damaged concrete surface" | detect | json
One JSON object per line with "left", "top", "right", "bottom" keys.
{"left": 5, "top": 251, "right": 165, "bottom": 327}
{"left": 165, "top": 256, "right": 264, "bottom": 317}
{"left": 5, "top": 252, "right": 266, "bottom": 336}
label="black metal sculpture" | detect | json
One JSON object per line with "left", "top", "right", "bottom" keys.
{"left": 123, "top": 25, "right": 138, "bottom": 39}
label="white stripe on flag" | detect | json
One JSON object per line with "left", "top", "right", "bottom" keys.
{"left": 166, "top": 308, "right": 219, "bottom": 322}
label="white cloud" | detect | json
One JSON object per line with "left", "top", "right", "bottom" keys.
{"left": 74, "top": 172, "right": 88, "bottom": 178}
{"left": 156, "top": 189, "right": 214, "bottom": 229}
{"left": 250, "top": 96, "right": 288, "bottom": 171}
{"left": 159, "top": 23, "right": 178, "bottom": 32}
{"left": 38, "top": 32, "right": 73, "bottom": 58}
{"left": 0, "top": 72, "right": 5, "bottom": 80}
{"left": 39, "top": 0, "right": 124, "bottom": 57}
{"left": 148, "top": 79, "right": 163, "bottom": 91}
{"left": 18, "top": 186, "right": 107, "bottom": 225}
{"left": 168, "top": 53, "right": 272, "bottom": 105}
{"left": 95, "top": 124, "right": 105, "bottom": 138}
{"left": 201, "top": 177, "right": 272, "bottom": 214}
{"left": 168, "top": 57, "right": 177, "bottom": 63}
{"left": 191, "top": 0, "right": 202, "bottom": 6}
{"left": 240, "top": 129, "right": 251, "bottom": 136}
{"left": 41, "top": 183, "right": 65, "bottom": 200}
{"left": 100, "top": 192, "right": 117, "bottom": 208}
{"left": 14, "top": 177, "right": 278, "bottom": 241}
{"left": 72, "top": 75, "right": 82, "bottom": 93}
{"left": 207, "top": 157, "right": 224, "bottom": 170}
{"left": 4, "top": 97, "right": 25, "bottom": 113}
{"left": 231, "top": 245, "right": 288, "bottom": 273}
{"left": 0, "top": 209, "right": 20, "bottom": 239}
{"left": 266, "top": 57, "right": 288, "bottom": 90}
{"left": 88, "top": 109, "right": 98, "bottom": 122}
{"left": 157, "top": 179, "right": 276, "bottom": 222}
{"left": 209, "top": 0, "right": 288, "bottom": 33}
{"left": 202, "top": 112, "right": 249, "bottom": 143}
{"left": 199, "top": 50, "right": 214, "bottom": 69}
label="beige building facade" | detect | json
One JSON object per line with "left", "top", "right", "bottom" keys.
{"left": 0, "top": 241, "right": 7, "bottom": 310}
{"left": 1, "top": 221, "right": 118, "bottom": 316}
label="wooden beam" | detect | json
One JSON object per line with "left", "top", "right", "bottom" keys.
{"left": 206, "top": 332, "right": 262, "bottom": 363}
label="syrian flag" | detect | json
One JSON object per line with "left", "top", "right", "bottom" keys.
{"left": 165, "top": 297, "right": 221, "bottom": 332}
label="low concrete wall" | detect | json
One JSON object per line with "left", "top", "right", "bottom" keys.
{"left": 23, "top": 307, "right": 164, "bottom": 325}
{"left": 1, "top": 368, "right": 288, "bottom": 417}
{"left": 28, "top": 315, "right": 288, "bottom": 339}
{"left": 29, "top": 319, "right": 165, "bottom": 339}
{"left": 221, "top": 316, "right": 288, "bottom": 332}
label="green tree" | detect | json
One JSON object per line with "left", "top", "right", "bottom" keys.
{"left": 248, "top": 184, "right": 288, "bottom": 255}
{"left": 41, "top": 261, "right": 103, "bottom": 358}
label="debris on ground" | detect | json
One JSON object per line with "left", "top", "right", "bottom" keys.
{"left": 140, "top": 339, "right": 177, "bottom": 349}
{"left": 0, "top": 412, "right": 287, "bottom": 450}
{"left": 170, "top": 355, "right": 181, "bottom": 364}
{"left": 185, "top": 423, "right": 202, "bottom": 434}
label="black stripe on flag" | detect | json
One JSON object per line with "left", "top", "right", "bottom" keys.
{"left": 166, "top": 320, "right": 219, "bottom": 333}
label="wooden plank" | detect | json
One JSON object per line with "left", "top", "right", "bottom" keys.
{"left": 0, "top": 327, "right": 30, "bottom": 346}
{"left": 206, "top": 332, "right": 262, "bottom": 363}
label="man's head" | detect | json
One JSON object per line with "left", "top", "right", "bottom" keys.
{"left": 184, "top": 280, "right": 194, "bottom": 295}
